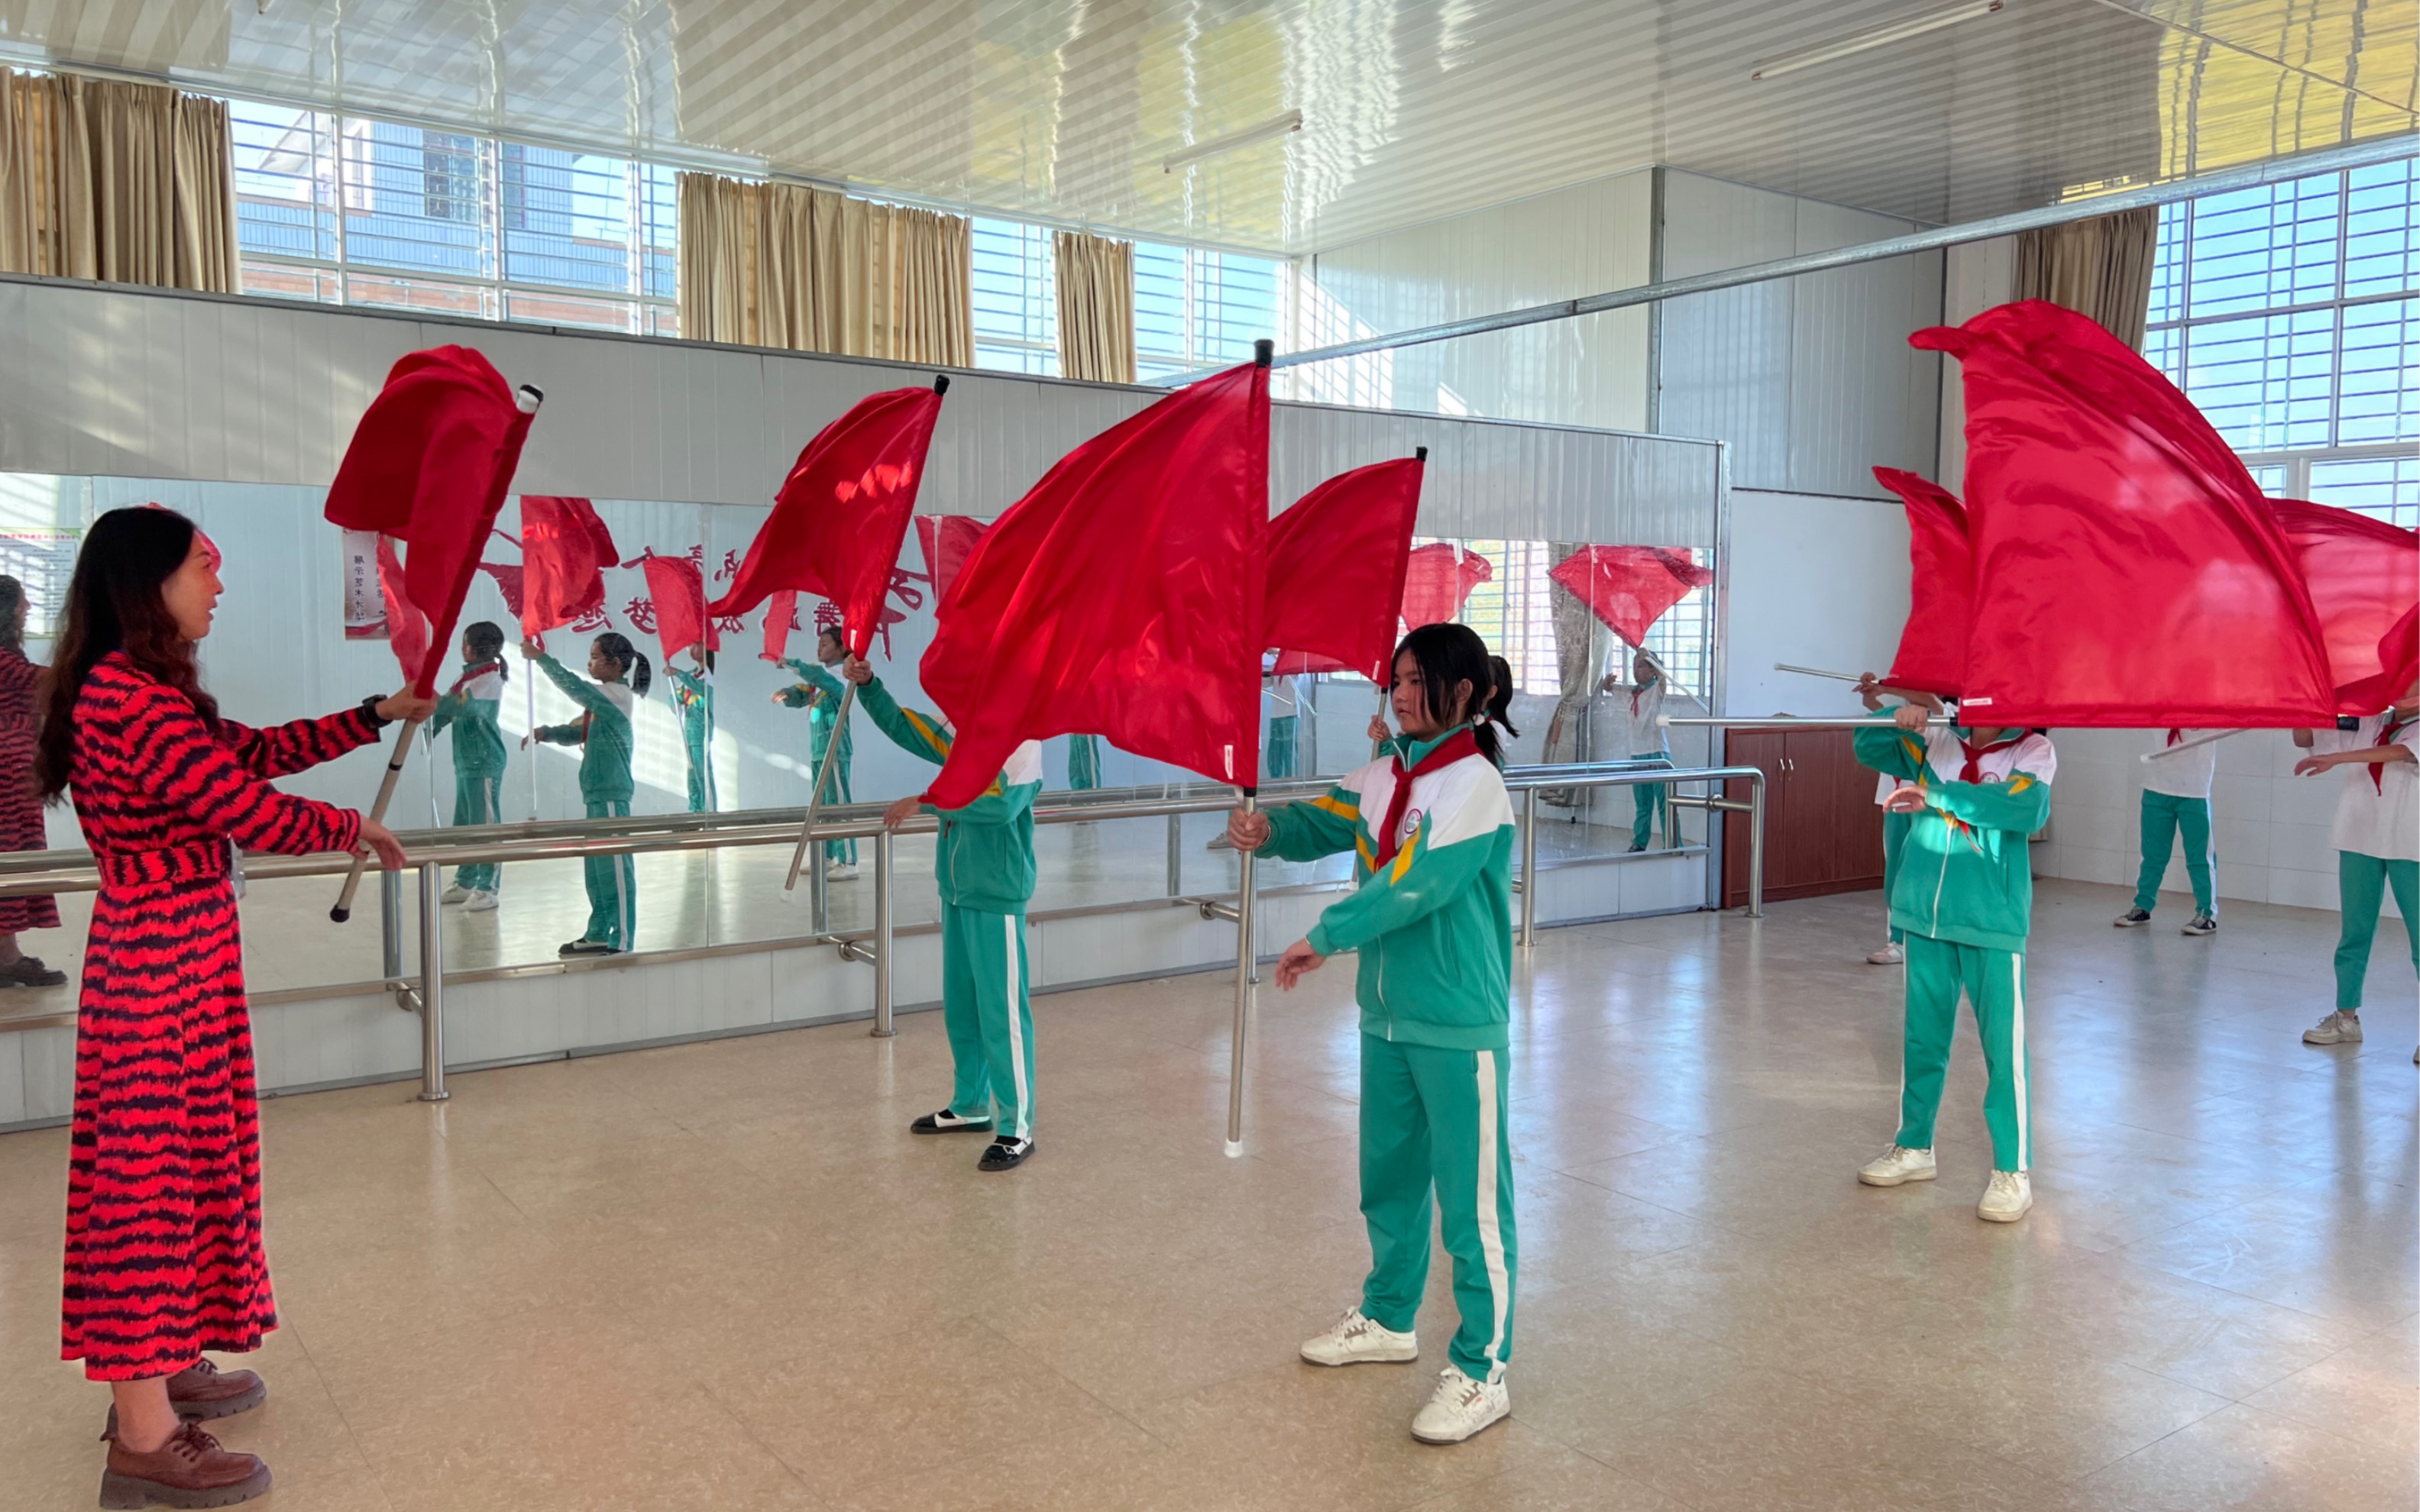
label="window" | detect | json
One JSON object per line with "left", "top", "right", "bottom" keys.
{"left": 1135, "top": 241, "right": 1284, "bottom": 382}
{"left": 970, "top": 218, "right": 1057, "bottom": 376}
{"left": 2147, "top": 160, "right": 2418, "bottom": 527}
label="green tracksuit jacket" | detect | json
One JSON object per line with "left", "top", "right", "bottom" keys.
{"left": 1262, "top": 726, "right": 1518, "bottom": 1050}
{"left": 665, "top": 666, "right": 715, "bottom": 813}
{"left": 532, "top": 651, "right": 638, "bottom": 803}
{"left": 1854, "top": 724, "right": 2056, "bottom": 952}
{"left": 855, "top": 674, "right": 1042, "bottom": 912}
{"left": 429, "top": 662, "right": 507, "bottom": 775}
{"left": 779, "top": 661, "right": 858, "bottom": 783}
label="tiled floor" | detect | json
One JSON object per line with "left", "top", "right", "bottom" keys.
{"left": 0, "top": 878, "right": 2411, "bottom": 1510}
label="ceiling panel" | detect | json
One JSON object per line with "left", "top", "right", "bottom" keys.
{"left": 0, "top": 0, "right": 2408, "bottom": 252}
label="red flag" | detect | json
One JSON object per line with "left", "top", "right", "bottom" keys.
{"left": 519, "top": 496, "right": 620, "bottom": 641}
{"left": 478, "top": 559, "right": 524, "bottom": 619}
{"left": 1263, "top": 457, "right": 1425, "bottom": 682}
{"left": 920, "top": 360, "right": 1270, "bottom": 805}
{"left": 639, "top": 552, "right": 716, "bottom": 663}
{"left": 1548, "top": 545, "right": 1713, "bottom": 647}
{"left": 1916, "top": 300, "right": 2334, "bottom": 726}
{"left": 1400, "top": 542, "right": 1493, "bottom": 630}
{"left": 322, "top": 345, "right": 537, "bottom": 693}
{"left": 374, "top": 535, "right": 430, "bottom": 686}
{"left": 1873, "top": 468, "right": 1973, "bottom": 698}
{"left": 914, "top": 515, "right": 992, "bottom": 603}
{"left": 2272, "top": 499, "right": 2418, "bottom": 712}
{"left": 709, "top": 385, "right": 945, "bottom": 659}
{"left": 760, "top": 590, "right": 803, "bottom": 663}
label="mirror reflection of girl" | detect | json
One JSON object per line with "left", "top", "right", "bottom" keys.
{"left": 522, "top": 632, "right": 649, "bottom": 955}
{"left": 1600, "top": 647, "right": 1700, "bottom": 851}
{"left": 772, "top": 624, "right": 858, "bottom": 878}
{"left": 430, "top": 621, "right": 508, "bottom": 912}
{"left": 0, "top": 574, "right": 65, "bottom": 984}
{"left": 665, "top": 645, "right": 717, "bottom": 814}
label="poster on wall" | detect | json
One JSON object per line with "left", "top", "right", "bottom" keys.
{"left": 0, "top": 526, "right": 82, "bottom": 637}
{"left": 341, "top": 528, "right": 387, "bottom": 640}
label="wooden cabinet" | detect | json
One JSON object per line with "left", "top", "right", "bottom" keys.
{"left": 1721, "top": 727, "right": 1886, "bottom": 907}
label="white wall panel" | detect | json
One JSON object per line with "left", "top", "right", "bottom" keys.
{"left": 1720, "top": 489, "right": 1912, "bottom": 719}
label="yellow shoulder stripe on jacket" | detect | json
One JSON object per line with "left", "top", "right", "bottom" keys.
{"left": 1308, "top": 793, "right": 1360, "bottom": 822}
{"left": 2004, "top": 774, "right": 2034, "bottom": 794}
{"left": 1387, "top": 826, "right": 1421, "bottom": 883}
{"left": 1354, "top": 834, "right": 1375, "bottom": 870}
{"left": 902, "top": 708, "right": 951, "bottom": 758}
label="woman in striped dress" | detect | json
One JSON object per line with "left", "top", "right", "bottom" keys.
{"left": 0, "top": 574, "right": 66, "bottom": 986}
{"left": 38, "top": 507, "right": 415, "bottom": 1509}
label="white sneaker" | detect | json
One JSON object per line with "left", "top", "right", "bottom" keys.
{"left": 1978, "top": 1169, "right": 2033, "bottom": 1223}
{"left": 1409, "top": 1365, "right": 1509, "bottom": 1445}
{"left": 1299, "top": 1310, "right": 1419, "bottom": 1367}
{"left": 826, "top": 862, "right": 859, "bottom": 880}
{"left": 1866, "top": 942, "right": 1904, "bottom": 965}
{"left": 1858, "top": 1145, "right": 1937, "bottom": 1187}
{"left": 464, "top": 890, "right": 499, "bottom": 913}
{"left": 441, "top": 884, "right": 469, "bottom": 905}
{"left": 2304, "top": 1010, "right": 2363, "bottom": 1045}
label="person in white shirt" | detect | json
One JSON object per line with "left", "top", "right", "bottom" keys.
{"left": 2114, "top": 729, "right": 2223, "bottom": 935}
{"left": 1600, "top": 649, "right": 1697, "bottom": 852}
{"left": 2293, "top": 685, "right": 2418, "bottom": 1050}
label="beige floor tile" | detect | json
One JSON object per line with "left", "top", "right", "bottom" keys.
{"left": 1400, "top": 1449, "right": 1684, "bottom": 1512}
{"left": 2238, "top": 1327, "right": 2420, "bottom": 1457}
{"left": 2075, "top": 1401, "right": 2419, "bottom": 1512}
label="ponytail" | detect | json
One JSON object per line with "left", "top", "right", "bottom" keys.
{"left": 464, "top": 620, "right": 508, "bottom": 684}
{"left": 1485, "top": 655, "right": 1520, "bottom": 743}
{"left": 593, "top": 632, "right": 653, "bottom": 698}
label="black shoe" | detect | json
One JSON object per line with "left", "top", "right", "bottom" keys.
{"left": 558, "top": 939, "right": 615, "bottom": 957}
{"left": 5, "top": 955, "right": 66, "bottom": 987}
{"left": 911, "top": 1109, "right": 995, "bottom": 1136}
{"left": 2113, "top": 908, "right": 2152, "bottom": 927}
{"left": 978, "top": 1136, "right": 1033, "bottom": 1171}
{"left": 2182, "top": 912, "right": 2218, "bottom": 935}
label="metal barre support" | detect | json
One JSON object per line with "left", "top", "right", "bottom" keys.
{"left": 871, "top": 831, "right": 895, "bottom": 1038}
{"left": 1519, "top": 787, "right": 1538, "bottom": 949}
{"left": 416, "top": 862, "right": 448, "bottom": 1103}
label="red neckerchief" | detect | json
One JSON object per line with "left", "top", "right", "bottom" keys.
{"left": 2374, "top": 713, "right": 2414, "bottom": 795}
{"left": 1373, "top": 727, "right": 1480, "bottom": 869}
{"left": 1956, "top": 730, "right": 2024, "bottom": 783}
{"left": 2166, "top": 728, "right": 2182, "bottom": 747}
{"left": 449, "top": 660, "right": 503, "bottom": 696}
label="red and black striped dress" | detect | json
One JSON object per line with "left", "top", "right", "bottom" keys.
{"left": 61, "top": 653, "right": 377, "bottom": 1380}
{"left": 0, "top": 643, "right": 60, "bottom": 931}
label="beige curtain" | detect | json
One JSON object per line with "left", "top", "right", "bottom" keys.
{"left": 2014, "top": 207, "right": 2160, "bottom": 351}
{"left": 1053, "top": 229, "right": 1135, "bottom": 383}
{"left": 0, "top": 69, "right": 235, "bottom": 292}
{"left": 678, "top": 172, "right": 972, "bottom": 365}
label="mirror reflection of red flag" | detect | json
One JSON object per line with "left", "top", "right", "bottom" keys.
{"left": 322, "top": 345, "right": 537, "bottom": 693}
{"left": 915, "top": 515, "right": 992, "bottom": 603}
{"left": 374, "top": 535, "right": 430, "bottom": 685}
{"left": 1399, "top": 542, "right": 1493, "bottom": 629}
{"left": 759, "top": 590, "right": 802, "bottom": 663}
{"left": 1872, "top": 467, "right": 1972, "bottom": 698}
{"left": 1916, "top": 301, "right": 2334, "bottom": 726}
{"left": 2272, "top": 499, "right": 2418, "bottom": 712}
{"left": 920, "top": 360, "right": 1270, "bottom": 805}
{"left": 708, "top": 385, "right": 945, "bottom": 658}
{"left": 640, "top": 552, "right": 715, "bottom": 663}
{"left": 518, "top": 496, "right": 620, "bottom": 641}
{"left": 1263, "top": 457, "right": 1425, "bottom": 682}
{"left": 1548, "top": 545, "right": 1713, "bottom": 647}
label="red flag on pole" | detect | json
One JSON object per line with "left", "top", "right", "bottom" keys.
{"left": 1915, "top": 300, "right": 2335, "bottom": 726}
{"left": 2272, "top": 499, "right": 2418, "bottom": 712}
{"left": 1547, "top": 545, "right": 1713, "bottom": 647}
{"left": 1399, "top": 542, "right": 1493, "bottom": 630}
{"left": 920, "top": 359, "right": 1270, "bottom": 806}
{"left": 322, "top": 345, "right": 538, "bottom": 693}
{"left": 1872, "top": 467, "right": 1973, "bottom": 698}
{"left": 639, "top": 552, "right": 715, "bottom": 663}
{"left": 914, "top": 515, "right": 992, "bottom": 603}
{"left": 374, "top": 535, "right": 431, "bottom": 685}
{"left": 518, "top": 496, "right": 620, "bottom": 641}
{"left": 1263, "top": 457, "right": 1425, "bottom": 682}
{"left": 708, "top": 384, "right": 946, "bottom": 659}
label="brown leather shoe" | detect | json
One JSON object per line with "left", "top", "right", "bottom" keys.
{"left": 101, "top": 1359, "right": 269, "bottom": 1439}
{"left": 98, "top": 1420, "right": 271, "bottom": 1508}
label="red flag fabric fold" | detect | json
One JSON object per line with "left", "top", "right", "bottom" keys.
{"left": 759, "top": 590, "right": 803, "bottom": 663}
{"left": 322, "top": 345, "right": 535, "bottom": 693}
{"left": 518, "top": 496, "right": 620, "bottom": 642}
{"left": 1399, "top": 542, "right": 1493, "bottom": 631}
{"left": 920, "top": 361, "right": 1270, "bottom": 806}
{"left": 914, "top": 515, "right": 992, "bottom": 604}
{"left": 1547, "top": 545, "right": 1713, "bottom": 647}
{"left": 708, "top": 386, "right": 944, "bottom": 659}
{"left": 639, "top": 552, "right": 715, "bottom": 664}
{"left": 374, "top": 535, "right": 430, "bottom": 687}
{"left": 2271, "top": 499, "right": 2419, "bottom": 712}
{"left": 1914, "top": 300, "right": 2335, "bottom": 727}
{"left": 1872, "top": 467, "right": 1973, "bottom": 698}
{"left": 1263, "top": 457, "right": 1425, "bottom": 682}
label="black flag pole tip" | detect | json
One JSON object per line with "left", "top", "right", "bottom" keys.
{"left": 933, "top": 374, "right": 950, "bottom": 394}
{"left": 1254, "top": 339, "right": 1273, "bottom": 367}
{"left": 1415, "top": 446, "right": 1428, "bottom": 461}
{"left": 329, "top": 905, "right": 351, "bottom": 923}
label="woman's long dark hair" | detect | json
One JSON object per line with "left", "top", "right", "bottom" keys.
{"left": 0, "top": 575, "right": 25, "bottom": 654}
{"left": 1486, "top": 654, "right": 1521, "bottom": 742}
{"left": 594, "top": 632, "right": 652, "bottom": 697}
{"left": 38, "top": 507, "right": 215, "bottom": 800}
{"left": 464, "top": 619, "right": 509, "bottom": 684}
{"left": 1395, "top": 622, "right": 1505, "bottom": 767}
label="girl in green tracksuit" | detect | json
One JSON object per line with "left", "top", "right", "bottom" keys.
{"left": 1234, "top": 623, "right": 1520, "bottom": 1449}
{"left": 848, "top": 656, "right": 1045, "bottom": 1172}
{"left": 1852, "top": 705, "right": 2056, "bottom": 1224}
{"left": 1065, "top": 733, "right": 1102, "bottom": 790}
{"left": 664, "top": 648, "right": 717, "bottom": 814}
{"left": 775, "top": 627, "right": 858, "bottom": 874}
{"left": 524, "top": 632, "right": 649, "bottom": 956}
{"left": 431, "top": 621, "right": 510, "bottom": 908}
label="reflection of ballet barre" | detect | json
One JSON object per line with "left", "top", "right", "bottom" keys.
{"left": 1662, "top": 716, "right": 1955, "bottom": 729}
{"left": 2143, "top": 729, "right": 2240, "bottom": 761}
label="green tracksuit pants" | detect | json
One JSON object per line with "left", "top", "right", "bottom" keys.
{"left": 1266, "top": 716, "right": 1298, "bottom": 780}
{"left": 2334, "top": 851, "right": 2419, "bottom": 1010}
{"left": 809, "top": 738, "right": 857, "bottom": 865}
{"left": 684, "top": 733, "right": 715, "bottom": 814}
{"left": 1358, "top": 1034, "right": 1517, "bottom": 1382}
{"left": 1067, "top": 735, "right": 1101, "bottom": 792}
{"left": 1897, "top": 934, "right": 2030, "bottom": 1171}
{"left": 583, "top": 798, "right": 635, "bottom": 950}
{"left": 1630, "top": 754, "right": 1670, "bottom": 850}
{"left": 941, "top": 902, "right": 1035, "bottom": 1139}
{"left": 451, "top": 768, "right": 503, "bottom": 893}
{"left": 2133, "top": 791, "right": 2215, "bottom": 915}
{"left": 1880, "top": 809, "right": 1911, "bottom": 944}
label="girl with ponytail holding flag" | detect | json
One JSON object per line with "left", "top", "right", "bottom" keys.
{"left": 522, "top": 632, "right": 649, "bottom": 956}
{"left": 432, "top": 621, "right": 509, "bottom": 912}
{"left": 1853, "top": 703, "right": 2056, "bottom": 1223}
{"left": 2292, "top": 685, "right": 2418, "bottom": 1051}
{"left": 1228, "top": 623, "right": 1520, "bottom": 1446}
